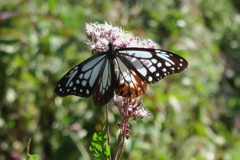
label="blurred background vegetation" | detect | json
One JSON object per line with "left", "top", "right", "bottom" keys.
{"left": 1, "top": 0, "right": 240, "bottom": 160}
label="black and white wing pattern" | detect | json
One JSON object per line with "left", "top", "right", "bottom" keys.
{"left": 92, "top": 56, "right": 114, "bottom": 106}
{"left": 55, "top": 53, "right": 105, "bottom": 98}
{"left": 55, "top": 52, "right": 114, "bottom": 106}
{"left": 55, "top": 43, "right": 188, "bottom": 106}
{"left": 116, "top": 48, "right": 188, "bottom": 84}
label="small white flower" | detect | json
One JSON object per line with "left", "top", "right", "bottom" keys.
{"left": 134, "top": 107, "right": 152, "bottom": 120}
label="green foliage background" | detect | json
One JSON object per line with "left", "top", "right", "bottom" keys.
{"left": 1, "top": 0, "right": 240, "bottom": 159}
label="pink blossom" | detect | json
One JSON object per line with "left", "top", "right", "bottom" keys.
{"left": 85, "top": 22, "right": 157, "bottom": 54}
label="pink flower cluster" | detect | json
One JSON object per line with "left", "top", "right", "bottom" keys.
{"left": 85, "top": 22, "right": 157, "bottom": 54}
{"left": 114, "top": 95, "right": 152, "bottom": 139}
{"left": 113, "top": 96, "right": 152, "bottom": 120}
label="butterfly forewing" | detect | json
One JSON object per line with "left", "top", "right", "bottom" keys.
{"left": 55, "top": 53, "right": 108, "bottom": 98}
{"left": 117, "top": 48, "right": 188, "bottom": 84}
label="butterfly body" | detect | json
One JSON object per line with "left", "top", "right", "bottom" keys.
{"left": 55, "top": 43, "right": 188, "bottom": 106}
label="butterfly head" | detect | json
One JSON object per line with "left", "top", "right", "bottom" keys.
{"left": 108, "top": 42, "right": 114, "bottom": 51}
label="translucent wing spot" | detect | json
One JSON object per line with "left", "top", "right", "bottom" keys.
{"left": 67, "top": 89, "right": 70, "bottom": 92}
{"left": 84, "top": 70, "right": 92, "bottom": 79}
{"left": 136, "top": 64, "right": 147, "bottom": 76}
{"left": 76, "top": 80, "right": 80, "bottom": 84}
{"left": 151, "top": 58, "right": 157, "bottom": 64}
{"left": 60, "top": 88, "right": 62, "bottom": 91}
{"left": 120, "top": 50, "right": 153, "bottom": 58}
{"left": 180, "top": 59, "right": 183, "bottom": 62}
{"left": 156, "top": 73, "right": 159, "bottom": 77}
{"left": 157, "top": 53, "right": 175, "bottom": 64}
{"left": 123, "top": 72, "right": 132, "bottom": 82}
{"left": 107, "top": 77, "right": 111, "bottom": 87}
{"left": 120, "top": 79, "right": 124, "bottom": 84}
{"left": 147, "top": 61, "right": 153, "bottom": 67}
{"left": 149, "top": 66, "right": 156, "bottom": 73}
{"left": 79, "top": 74, "right": 83, "bottom": 79}
{"left": 102, "top": 89, "right": 105, "bottom": 94}
{"left": 69, "top": 82, "right": 73, "bottom": 87}
{"left": 132, "top": 57, "right": 136, "bottom": 62}
{"left": 142, "top": 60, "right": 152, "bottom": 67}
{"left": 86, "top": 89, "right": 90, "bottom": 94}
{"left": 157, "top": 63, "right": 162, "bottom": 67}
{"left": 148, "top": 76, "right": 153, "bottom": 82}
{"left": 179, "top": 63, "right": 183, "bottom": 66}
{"left": 66, "top": 70, "right": 78, "bottom": 87}
{"left": 102, "top": 61, "right": 110, "bottom": 87}
{"left": 171, "top": 67, "right": 175, "bottom": 70}
{"left": 165, "top": 62, "right": 171, "bottom": 67}
{"left": 81, "top": 80, "right": 87, "bottom": 86}
{"left": 80, "top": 89, "right": 83, "bottom": 92}
{"left": 160, "top": 51, "right": 166, "bottom": 54}
{"left": 73, "top": 87, "right": 76, "bottom": 90}
{"left": 135, "top": 62, "right": 148, "bottom": 76}
{"left": 162, "top": 68, "right": 167, "bottom": 72}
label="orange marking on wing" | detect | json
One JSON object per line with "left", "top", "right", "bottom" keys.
{"left": 115, "top": 70, "right": 147, "bottom": 98}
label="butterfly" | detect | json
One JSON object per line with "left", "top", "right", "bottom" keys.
{"left": 55, "top": 43, "right": 188, "bottom": 106}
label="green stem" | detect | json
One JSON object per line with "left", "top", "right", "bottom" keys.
{"left": 105, "top": 103, "right": 111, "bottom": 160}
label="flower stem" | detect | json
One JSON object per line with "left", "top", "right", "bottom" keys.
{"left": 114, "top": 136, "right": 122, "bottom": 160}
{"left": 105, "top": 103, "right": 111, "bottom": 160}
{"left": 118, "top": 117, "right": 128, "bottom": 159}
{"left": 115, "top": 99, "right": 130, "bottom": 160}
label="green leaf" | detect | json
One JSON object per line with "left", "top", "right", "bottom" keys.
{"left": 130, "top": 132, "right": 140, "bottom": 136}
{"left": 89, "top": 128, "right": 111, "bottom": 160}
{"left": 28, "top": 155, "right": 39, "bottom": 160}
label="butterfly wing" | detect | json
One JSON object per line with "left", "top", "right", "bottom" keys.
{"left": 55, "top": 53, "right": 108, "bottom": 98}
{"left": 113, "top": 56, "right": 147, "bottom": 98}
{"left": 55, "top": 46, "right": 188, "bottom": 106}
{"left": 92, "top": 58, "right": 114, "bottom": 106}
{"left": 116, "top": 48, "right": 188, "bottom": 84}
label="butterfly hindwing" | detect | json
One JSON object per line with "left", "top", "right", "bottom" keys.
{"left": 114, "top": 56, "right": 147, "bottom": 98}
{"left": 92, "top": 58, "right": 114, "bottom": 106}
{"left": 117, "top": 48, "right": 188, "bottom": 84}
{"left": 55, "top": 53, "right": 108, "bottom": 98}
